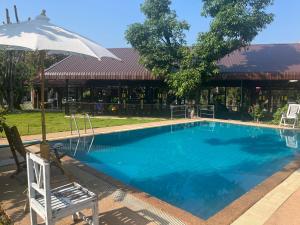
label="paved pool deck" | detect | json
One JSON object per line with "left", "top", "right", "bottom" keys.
{"left": 0, "top": 118, "right": 294, "bottom": 145}
{"left": 1, "top": 118, "right": 300, "bottom": 225}
{"left": 0, "top": 118, "right": 201, "bottom": 145}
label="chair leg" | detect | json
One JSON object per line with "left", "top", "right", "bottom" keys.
{"left": 23, "top": 189, "right": 29, "bottom": 213}
{"left": 72, "top": 213, "right": 78, "bottom": 222}
{"left": 72, "top": 212, "right": 80, "bottom": 222}
{"left": 293, "top": 119, "right": 297, "bottom": 129}
{"left": 45, "top": 217, "right": 53, "bottom": 225}
{"left": 29, "top": 208, "right": 37, "bottom": 225}
{"left": 92, "top": 202, "right": 99, "bottom": 225}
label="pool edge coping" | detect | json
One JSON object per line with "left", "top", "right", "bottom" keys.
{"left": 26, "top": 118, "right": 300, "bottom": 225}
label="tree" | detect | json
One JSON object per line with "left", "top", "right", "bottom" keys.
{"left": 126, "top": 0, "right": 274, "bottom": 98}
{"left": 169, "top": 0, "right": 274, "bottom": 97}
{"left": 125, "top": 0, "right": 190, "bottom": 78}
{"left": 0, "top": 51, "right": 64, "bottom": 110}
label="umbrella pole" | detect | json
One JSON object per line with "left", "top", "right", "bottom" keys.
{"left": 39, "top": 50, "right": 50, "bottom": 160}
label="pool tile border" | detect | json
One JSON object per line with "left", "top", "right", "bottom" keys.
{"left": 28, "top": 119, "right": 300, "bottom": 225}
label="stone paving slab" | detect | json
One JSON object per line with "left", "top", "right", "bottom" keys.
{"left": 231, "top": 169, "right": 300, "bottom": 225}
{"left": 264, "top": 187, "right": 300, "bottom": 225}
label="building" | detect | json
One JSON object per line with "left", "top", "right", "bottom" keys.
{"left": 32, "top": 43, "right": 300, "bottom": 116}
{"left": 212, "top": 43, "right": 300, "bottom": 113}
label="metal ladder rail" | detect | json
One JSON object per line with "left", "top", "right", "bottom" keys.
{"left": 170, "top": 105, "right": 187, "bottom": 120}
{"left": 70, "top": 114, "right": 80, "bottom": 137}
{"left": 70, "top": 138, "right": 81, "bottom": 157}
{"left": 197, "top": 105, "right": 215, "bottom": 119}
{"left": 84, "top": 113, "right": 95, "bottom": 136}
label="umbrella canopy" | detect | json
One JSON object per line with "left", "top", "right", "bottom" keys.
{"left": 0, "top": 11, "right": 120, "bottom": 60}
{"left": 0, "top": 10, "right": 120, "bottom": 160}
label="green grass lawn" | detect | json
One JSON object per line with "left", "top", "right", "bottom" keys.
{"left": 1, "top": 112, "right": 163, "bottom": 137}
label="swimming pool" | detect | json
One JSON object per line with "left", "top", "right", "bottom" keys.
{"left": 52, "top": 122, "right": 300, "bottom": 219}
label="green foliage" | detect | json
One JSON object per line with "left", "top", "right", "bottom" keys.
{"left": 126, "top": 0, "right": 274, "bottom": 97}
{"left": 272, "top": 104, "right": 288, "bottom": 124}
{"left": 0, "top": 108, "right": 6, "bottom": 133}
{"left": 249, "top": 104, "right": 264, "bottom": 122}
{"left": 172, "top": 0, "right": 274, "bottom": 96}
{"left": 125, "top": 0, "right": 189, "bottom": 77}
{"left": 0, "top": 51, "right": 35, "bottom": 109}
{"left": 0, "top": 50, "right": 65, "bottom": 110}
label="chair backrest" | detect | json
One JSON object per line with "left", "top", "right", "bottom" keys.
{"left": 11, "top": 126, "right": 27, "bottom": 159}
{"left": 287, "top": 104, "right": 300, "bottom": 118}
{"left": 26, "top": 153, "right": 52, "bottom": 218}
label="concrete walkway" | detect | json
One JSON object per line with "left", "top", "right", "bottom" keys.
{"left": 231, "top": 169, "right": 300, "bottom": 225}
{"left": 264, "top": 187, "right": 300, "bottom": 225}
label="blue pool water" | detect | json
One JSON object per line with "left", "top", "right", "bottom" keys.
{"left": 52, "top": 122, "right": 300, "bottom": 219}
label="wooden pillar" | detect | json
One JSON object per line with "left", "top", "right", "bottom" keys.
{"left": 224, "top": 87, "right": 227, "bottom": 108}
{"left": 36, "top": 90, "right": 39, "bottom": 109}
{"left": 208, "top": 89, "right": 211, "bottom": 105}
{"left": 118, "top": 83, "right": 121, "bottom": 104}
{"left": 90, "top": 87, "right": 95, "bottom": 102}
{"left": 75, "top": 87, "right": 79, "bottom": 101}
{"left": 57, "top": 88, "right": 63, "bottom": 109}
{"left": 268, "top": 89, "right": 272, "bottom": 112}
{"left": 30, "top": 88, "right": 35, "bottom": 108}
{"left": 195, "top": 89, "right": 200, "bottom": 105}
{"left": 240, "top": 80, "right": 243, "bottom": 110}
{"left": 80, "top": 87, "right": 83, "bottom": 101}
{"left": 65, "top": 79, "right": 69, "bottom": 115}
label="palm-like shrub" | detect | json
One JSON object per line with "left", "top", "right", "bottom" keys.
{"left": 272, "top": 104, "right": 288, "bottom": 124}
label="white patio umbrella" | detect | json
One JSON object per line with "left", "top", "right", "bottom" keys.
{"left": 0, "top": 10, "right": 120, "bottom": 160}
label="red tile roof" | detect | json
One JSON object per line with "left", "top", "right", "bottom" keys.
{"left": 216, "top": 43, "right": 300, "bottom": 80}
{"left": 45, "top": 44, "right": 300, "bottom": 81}
{"left": 45, "top": 48, "right": 155, "bottom": 80}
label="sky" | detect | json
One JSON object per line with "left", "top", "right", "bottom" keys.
{"left": 1, "top": 0, "right": 300, "bottom": 48}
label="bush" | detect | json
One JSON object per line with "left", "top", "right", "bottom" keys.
{"left": 249, "top": 104, "right": 264, "bottom": 122}
{"left": 272, "top": 104, "right": 288, "bottom": 124}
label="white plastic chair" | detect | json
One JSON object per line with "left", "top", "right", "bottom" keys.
{"left": 26, "top": 152, "right": 99, "bottom": 225}
{"left": 280, "top": 104, "right": 300, "bottom": 128}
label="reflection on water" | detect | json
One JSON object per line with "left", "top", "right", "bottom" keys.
{"left": 66, "top": 136, "right": 95, "bottom": 156}
{"left": 279, "top": 129, "right": 299, "bottom": 149}
{"left": 51, "top": 122, "right": 300, "bottom": 219}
